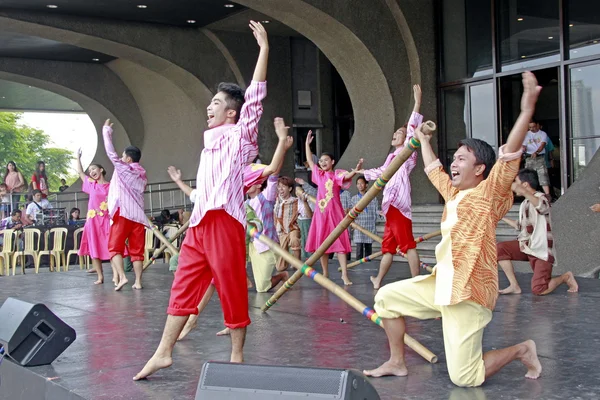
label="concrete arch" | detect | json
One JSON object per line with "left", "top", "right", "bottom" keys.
{"left": 233, "top": 0, "right": 396, "bottom": 169}
{"left": 202, "top": 29, "right": 247, "bottom": 89}
{"left": 0, "top": 13, "right": 214, "bottom": 112}
{"left": 383, "top": 0, "right": 421, "bottom": 84}
{"left": 0, "top": 68, "right": 133, "bottom": 181}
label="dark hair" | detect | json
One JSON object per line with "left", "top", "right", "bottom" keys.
{"left": 124, "top": 146, "right": 142, "bottom": 163}
{"left": 216, "top": 82, "right": 245, "bottom": 123}
{"left": 35, "top": 160, "right": 48, "bottom": 183}
{"left": 517, "top": 168, "right": 542, "bottom": 192}
{"left": 32, "top": 189, "right": 42, "bottom": 196}
{"left": 4, "top": 161, "right": 19, "bottom": 184}
{"left": 356, "top": 176, "right": 368, "bottom": 185}
{"left": 69, "top": 207, "right": 80, "bottom": 220}
{"left": 89, "top": 163, "right": 107, "bottom": 177}
{"left": 320, "top": 152, "right": 336, "bottom": 163}
{"left": 530, "top": 117, "right": 540, "bottom": 125}
{"left": 278, "top": 176, "right": 294, "bottom": 189}
{"left": 457, "top": 138, "right": 496, "bottom": 179}
{"left": 160, "top": 209, "right": 171, "bottom": 219}
{"left": 11, "top": 209, "right": 21, "bottom": 217}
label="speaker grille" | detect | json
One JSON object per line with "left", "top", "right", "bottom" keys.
{"left": 201, "top": 363, "right": 345, "bottom": 396}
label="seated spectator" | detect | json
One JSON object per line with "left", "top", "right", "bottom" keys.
{"left": 0, "top": 209, "right": 24, "bottom": 247}
{"left": 151, "top": 209, "right": 182, "bottom": 226}
{"left": 25, "top": 190, "right": 52, "bottom": 222}
{"left": 59, "top": 179, "right": 69, "bottom": 192}
{"left": 68, "top": 207, "right": 81, "bottom": 226}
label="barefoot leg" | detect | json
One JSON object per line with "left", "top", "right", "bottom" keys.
{"left": 92, "top": 258, "right": 104, "bottom": 285}
{"left": 229, "top": 327, "right": 246, "bottom": 363}
{"left": 177, "top": 284, "right": 215, "bottom": 341}
{"left": 405, "top": 249, "right": 420, "bottom": 278}
{"left": 371, "top": 253, "right": 393, "bottom": 290}
{"left": 177, "top": 314, "right": 198, "bottom": 341}
{"left": 216, "top": 327, "right": 230, "bottom": 336}
{"left": 541, "top": 271, "right": 578, "bottom": 295}
{"left": 133, "top": 315, "right": 188, "bottom": 380}
{"left": 483, "top": 340, "right": 541, "bottom": 381}
{"left": 338, "top": 253, "right": 352, "bottom": 286}
{"left": 132, "top": 260, "right": 143, "bottom": 290}
{"left": 320, "top": 254, "right": 329, "bottom": 278}
{"left": 363, "top": 317, "right": 408, "bottom": 377}
{"left": 498, "top": 260, "right": 522, "bottom": 294}
{"left": 269, "top": 271, "right": 289, "bottom": 290}
{"left": 111, "top": 254, "right": 129, "bottom": 291}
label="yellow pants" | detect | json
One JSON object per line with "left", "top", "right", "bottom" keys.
{"left": 374, "top": 274, "right": 492, "bottom": 387}
{"left": 248, "top": 244, "right": 276, "bottom": 293}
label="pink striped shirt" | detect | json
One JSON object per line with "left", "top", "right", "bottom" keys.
{"left": 103, "top": 126, "right": 148, "bottom": 226}
{"left": 363, "top": 111, "right": 422, "bottom": 220}
{"left": 189, "top": 80, "right": 266, "bottom": 228}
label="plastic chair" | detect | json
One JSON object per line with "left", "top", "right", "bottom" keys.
{"left": 0, "top": 229, "right": 16, "bottom": 276}
{"left": 66, "top": 227, "right": 89, "bottom": 270}
{"left": 144, "top": 226, "right": 156, "bottom": 263}
{"left": 12, "top": 228, "right": 41, "bottom": 275}
{"left": 37, "top": 227, "right": 68, "bottom": 272}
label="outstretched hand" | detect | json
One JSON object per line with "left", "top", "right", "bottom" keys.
{"left": 353, "top": 158, "right": 364, "bottom": 173}
{"left": 274, "top": 117, "right": 289, "bottom": 141}
{"left": 250, "top": 20, "right": 268, "bottom": 49}
{"left": 521, "top": 71, "right": 542, "bottom": 113}
{"left": 104, "top": 119, "right": 113, "bottom": 128}
{"left": 413, "top": 84, "right": 422, "bottom": 104}
{"left": 295, "top": 177, "right": 306, "bottom": 185}
{"left": 76, "top": 148, "right": 83, "bottom": 159}
{"left": 167, "top": 166, "right": 182, "bottom": 183}
{"left": 306, "top": 130, "right": 314, "bottom": 146}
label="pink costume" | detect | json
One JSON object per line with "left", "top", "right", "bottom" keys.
{"left": 79, "top": 178, "right": 111, "bottom": 260}
{"left": 305, "top": 168, "right": 352, "bottom": 254}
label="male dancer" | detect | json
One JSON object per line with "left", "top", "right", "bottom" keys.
{"left": 364, "top": 72, "right": 543, "bottom": 387}
{"left": 103, "top": 120, "right": 148, "bottom": 291}
{"left": 134, "top": 21, "right": 269, "bottom": 380}
{"left": 360, "top": 84, "right": 422, "bottom": 288}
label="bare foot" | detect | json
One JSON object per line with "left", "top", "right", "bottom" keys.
{"left": 87, "top": 269, "right": 96, "bottom": 274}
{"left": 520, "top": 340, "right": 542, "bottom": 379}
{"left": 216, "top": 327, "right": 230, "bottom": 336}
{"left": 342, "top": 276, "right": 353, "bottom": 286}
{"left": 133, "top": 355, "right": 173, "bottom": 381}
{"left": 499, "top": 285, "right": 522, "bottom": 295}
{"left": 322, "top": 272, "right": 329, "bottom": 279}
{"left": 132, "top": 283, "right": 143, "bottom": 290}
{"left": 115, "top": 278, "right": 129, "bottom": 291}
{"left": 370, "top": 276, "right": 381, "bottom": 290}
{"left": 94, "top": 279, "right": 103, "bottom": 285}
{"left": 565, "top": 272, "right": 579, "bottom": 293}
{"left": 112, "top": 276, "right": 119, "bottom": 286}
{"left": 177, "top": 315, "right": 198, "bottom": 341}
{"left": 247, "top": 277, "right": 253, "bottom": 289}
{"left": 363, "top": 360, "right": 408, "bottom": 378}
{"left": 230, "top": 351, "right": 243, "bottom": 363}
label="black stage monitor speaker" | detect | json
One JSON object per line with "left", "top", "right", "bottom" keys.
{"left": 196, "top": 362, "right": 380, "bottom": 399}
{"left": 0, "top": 297, "right": 76, "bottom": 366}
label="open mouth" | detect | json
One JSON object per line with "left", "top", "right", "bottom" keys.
{"left": 451, "top": 171, "right": 460, "bottom": 179}
{"left": 207, "top": 113, "right": 214, "bottom": 124}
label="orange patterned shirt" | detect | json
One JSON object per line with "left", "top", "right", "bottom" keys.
{"left": 425, "top": 147, "right": 522, "bottom": 310}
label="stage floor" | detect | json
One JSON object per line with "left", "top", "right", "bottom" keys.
{"left": 0, "top": 262, "right": 598, "bottom": 400}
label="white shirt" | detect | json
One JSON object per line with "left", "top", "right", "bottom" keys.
{"left": 26, "top": 199, "right": 52, "bottom": 221}
{"left": 523, "top": 130, "right": 548, "bottom": 155}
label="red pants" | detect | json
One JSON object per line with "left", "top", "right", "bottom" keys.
{"left": 109, "top": 209, "right": 145, "bottom": 262}
{"left": 382, "top": 206, "right": 416, "bottom": 254}
{"left": 497, "top": 240, "right": 553, "bottom": 295}
{"left": 168, "top": 210, "right": 250, "bottom": 329}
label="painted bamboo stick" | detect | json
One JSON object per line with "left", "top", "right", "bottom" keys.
{"left": 262, "top": 121, "right": 436, "bottom": 312}
{"left": 142, "top": 219, "right": 184, "bottom": 270}
{"left": 251, "top": 226, "right": 438, "bottom": 364}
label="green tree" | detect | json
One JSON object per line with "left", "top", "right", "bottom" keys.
{"left": 0, "top": 112, "right": 75, "bottom": 192}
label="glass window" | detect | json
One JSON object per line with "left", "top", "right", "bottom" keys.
{"left": 571, "top": 138, "right": 600, "bottom": 181}
{"left": 442, "top": 0, "right": 493, "bottom": 82}
{"left": 469, "top": 82, "right": 497, "bottom": 150}
{"left": 570, "top": 64, "right": 600, "bottom": 181}
{"left": 569, "top": 1, "right": 600, "bottom": 59}
{"left": 498, "top": 0, "right": 560, "bottom": 70}
{"left": 442, "top": 87, "right": 468, "bottom": 167}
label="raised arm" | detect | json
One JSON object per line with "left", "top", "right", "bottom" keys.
{"left": 167, "top": 166, "right": 193, "bottom": 198}
{"left": 505, "top": 72, "right": 541, "bottom": 153}
{"left": 262, "top": 118, "right": 293, "bottom": 177}
{"left": 250, "top": 21, "right": 269, "bottom": 82}
{"left": 414, "top": 123, "right": 437, "bottom": 168}
{"left": 413, "top": 84, "right": 422, "bottom": 114}
{"left": 305, "top": 131, "right": 316, "bottom": 170}
{"left": 75, "top": 148, "right": 87, "bottom": 182}
{"left": 102, "top": 119, "right": 132, "bottom": 175}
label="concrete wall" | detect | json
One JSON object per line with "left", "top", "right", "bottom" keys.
{"left": 552, "top": 150, "right": 600, "bottom": 277}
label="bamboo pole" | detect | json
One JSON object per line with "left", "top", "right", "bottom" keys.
{"left": 143, "top": 220, "right": 190, "bottom": 270}
{"left": 250, "top": 226, "right": 438, "bottom": 364}
{"left": 347, "top": 251, "right": 384, "bottom": 268}
{"left": 262, "top": 121, "right": 436, "bottom": 312}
